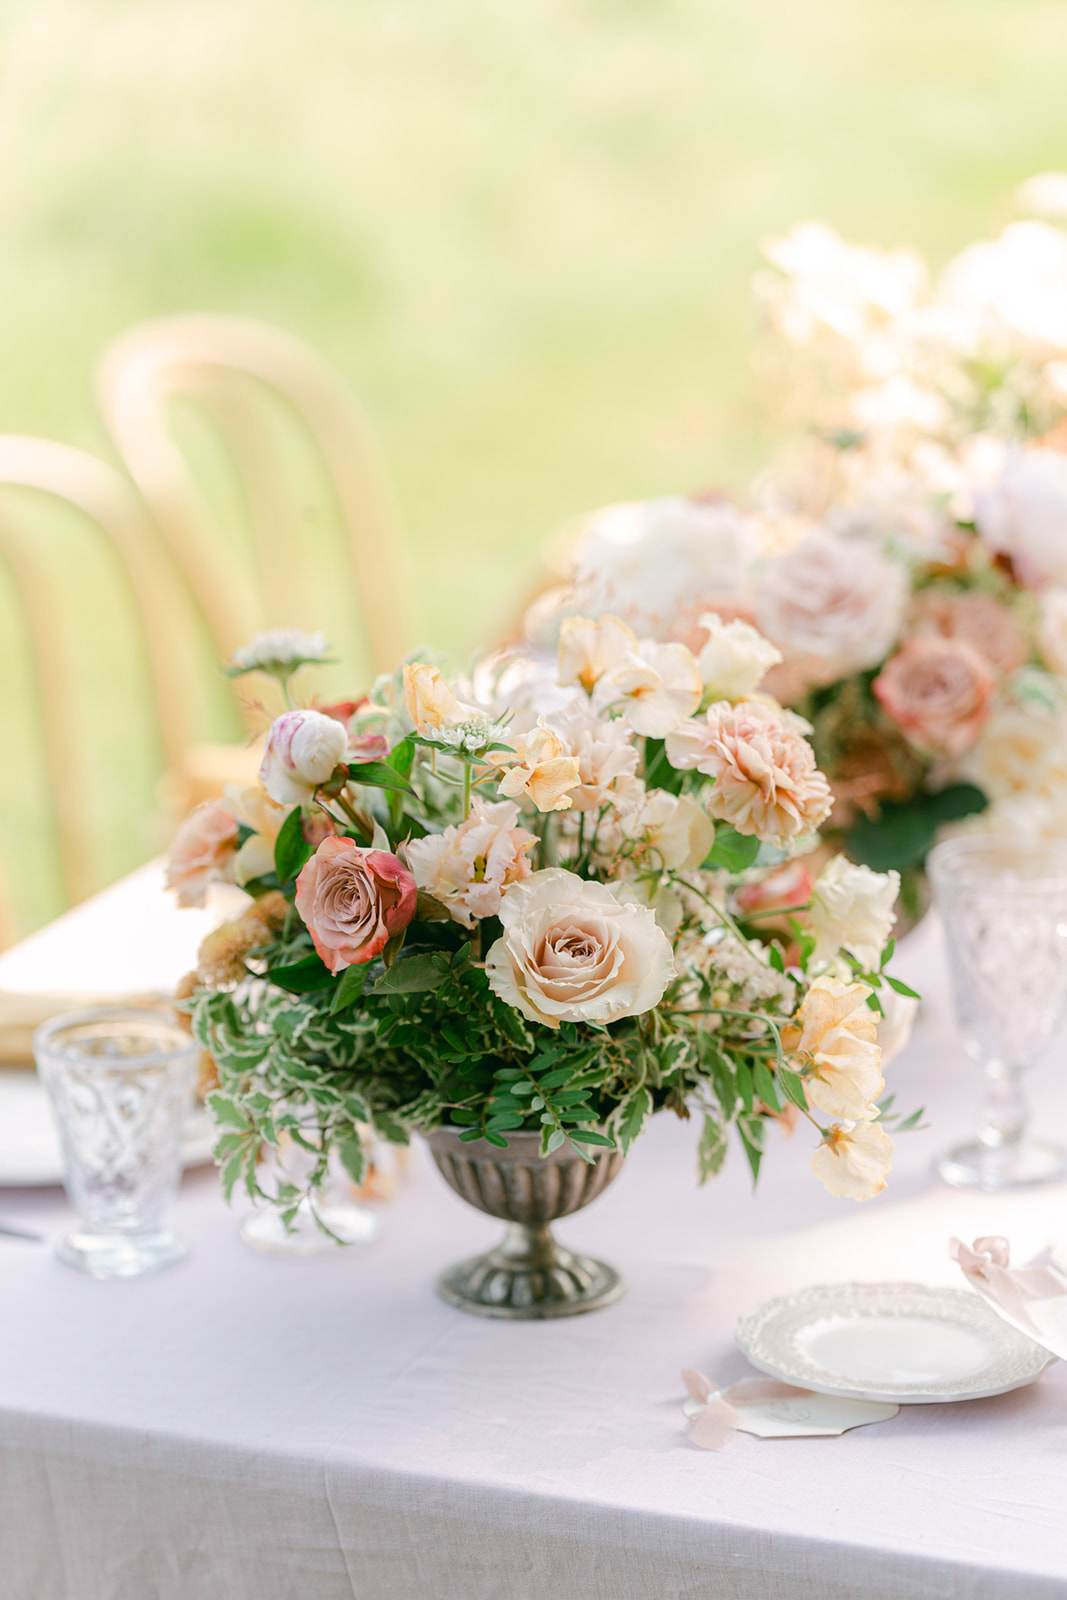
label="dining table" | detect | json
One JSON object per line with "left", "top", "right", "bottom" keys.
{"left": 0, "top": 862, "right": 1066, "bottom": 1600}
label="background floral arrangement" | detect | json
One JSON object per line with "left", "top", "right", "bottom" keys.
{"left": 525, "top": 174, "right": 1067, "bottom": 885}
{"left": 168, "top": 623, "right": 917, "bottom": 1230}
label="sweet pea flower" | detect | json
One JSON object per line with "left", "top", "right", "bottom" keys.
{"left": 485, "top": 868, "right": 674, "bottom": 1029}
{"left": 783, "top": 976, "right": 885, "bottom": 1123}
{"left": 596, "top": 639, "right": 703, "bottom": 738}
{"left": 223, "top": 782, "right": 295, "bottom": 885}
{"left": 810, "top": 1118, "right": 894, "bottom": 1201}
{"left": 259, "top": 709, "right": 349, "bottom": 805}
{"left": 808, "top": 857, "right": 899, "bottom": 970}
{"left": 404, "top": 799, "right": 537, "bottom": 928}
{"left": 402, "top": 662, "right": 484, "bottom": 737}
{"left": 546, "top": 701, "right": 642, "bottom": 815}
{"left": 165, "top": 801, "right": 239, "bottom": 907}
{"left": 622, "top": 789, "right": 714, "bottom": 872}
{"left": 666, "top": 700, "right": 832, "bottom": 847}
{"left": 486, "top": 720, "right": 582, "bottom": 812}
{"left": 696, "top": 613, "right": 782, "bottom": 702}
{"left": 295, "top": 837, "right": 417, "bottom": 973}
{"left": 558, "top": 615, "right": 637, "bottom": 693}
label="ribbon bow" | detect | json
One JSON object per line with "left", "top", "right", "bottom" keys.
{"left": 950, "top": 1234, "right": 1065, "bottom": 1339}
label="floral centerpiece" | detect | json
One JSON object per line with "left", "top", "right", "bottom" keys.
{"left": 524, "top": 178, "right": 1067, "bottom": 887}
{"left": 169, "top": 621, "right": 915, "bottom": 1314}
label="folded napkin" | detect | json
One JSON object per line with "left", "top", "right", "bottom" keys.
{"left": 0, "top": 861, "right": 248, "bottom": 1066}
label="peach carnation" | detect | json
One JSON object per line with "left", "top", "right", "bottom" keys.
{"left": 873, "top": 636, "right": 994, "bottom": 756}
{"left": 665, "top": 700, "right": 832, "bottom": 847}
{"left": 404, "top": 799, "right": 537, "bottom": 928}
{"left": 295, "top": 837, "right": 417, "bottom": 973}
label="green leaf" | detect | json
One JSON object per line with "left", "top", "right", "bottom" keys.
{"left": 347, "top": 760, "right": 415, "bottom": 796}
{"left": 484, "top": 1130, "right": 509, "bottom": 1149}
{"left": 546, "top": 1128, "right": 566, "bottom": 1153}
{"left": 267, "top": 954, "right": 336, "bottom": 994}
{"left": 274, "top": 807, "right": 312, "bottom": 884}
{"left": 220, "top": 1152, "right": 245, "bottom": 1202}
{"left": 536, "top": 1067, "right": 575, "bottom": 1089}
{"left": 885, "top": 975, "right": 920, "bottom": 999}
{"left": 486, "top": 1113, "right": 525, "bottom": 1131}
{"left": 415, "top": 891, "right": 453, "bottom": 922}
{"left": 336, "top": 1134, "right": 368, "bottom": 1187}
{"left": 895, "top": 1106, "right": 927, "bottom": 1132}
{"left": 449, "top": 1109, "right": 480, "bottom": 1126}
{"left": 697, "top": 1112, "right": 728, "bottom": 1183}
{"left": 779, "top": 1068, "right": 809, "bottom": 1113}
{"left": 330, "top": 962, "right": 368, "bottom": 1014}
{"left": 737, "top": 1115, "right": 765, "bottom": 1185}
{"left": 768, "top": 944, "right": 785, "bottom": 974}
{"left": 207, "top": 1093, "right": 250, "bottom": 1129}
{"left": 613, "top": 1086, "right": 652, "bottom": 1155}
{"left": 751, "top": 1060, "right": 781, "bottom": 1113}
{"left": 880, "top": 937, "right": 896, "bottom": 968}
{"left": 569, "top": 1130, "right": 614, "bottom": 1147}
{"left": 371, "top": 952, "right": 449, "bottom": 994}
{"left": 847, "top": 784, "right": 987, "bottom": 874}
{"left": 704, "top": 825, "right": 761, "bottom": 874}
{"left": 735, "top": 1058, "right": 754, "bottom": 1115}
{"left": 386, "top": 737, "right": 415, "bottom": 778}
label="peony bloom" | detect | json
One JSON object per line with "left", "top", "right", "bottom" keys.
{"left": 735, "top": 858, "right": 814, "bottom": 916}
{"left": 696, "top": 613, "right": 782, "bottom": 702}
{"left": 485, "top": 868, "right": 674, "bottom": 1029}
{"left": 259, "top": 709, "right": 348, "bottom": 805}
{"left": 486, "top": 720, "right": 582, "bottom": 812}
{"left": 295, "top": 837, "right": 417, "bottom": 973}
{"left": 622, "top": 788, "right": 714, "bottom": 872}
{"left": 809, "top": 856, "right": 899, "bottom": 970}
{"left": 810, "top": 1118, "right": 894, "bottom": 1201}
{"left": 783, "top": 976, "right": 884, "bottom": 1123}
{"left": 754, "top": 531, "right": 909, "bottom": 684}
{"left": 547, "top": 700, "right": 642, "bottom": 814}
{"left": 975, "top": 447, "right": 1067, "bottom": 588}
{"left": 873, "top": 637, "right": 994, "bottom": 756}
{"left": 909, "top": 590, "right": 1028, "bottom": 679}
{"left": 223, "top": 782, "right": 294, "bottom": 886}
{"left": 1038, "top": 588, "right": 1067, "bottom": 675}
{"left": 404, "top": 799, "right": 537, "bottom": 928}
{"left": 596, "top": 639, "right": 703, "bottom": 737}
{"left": 165, "top": 801, "right": 239, "bottom": 908}
{"left": 666, "top": 700, "right": 832, "bottom": 847}
{"left": 558, "top": 615, "right": 637, "bottom": 693}
{"left": 402, "top": 661, "right": 484, "bottom": 737}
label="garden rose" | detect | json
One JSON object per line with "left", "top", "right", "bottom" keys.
{"left": 963, "top": 705, "right": 1067, "bottom": 802}
{"left": 975, "top": 447, "right": 1067, "bottom": 588}
{"left": 295, "top": 837, "right": 417, "bottom": 973}
{"left": 909, "top": 590, "right": 1028, "bottom": 678}
{"left": 597, "top": 638, "right": 703, "bottom": 737}
{"left": 754, "top": 531, "right": 909, "bottom": 683}
{"left": 665, "top": 700, "right": 832, "bottom": 847}
{"left": 783, "top": 976, "right": 884, "bottom": 1123}
{"left": 165, "top": 801, "right": 238, "bottom": 908}
{"left": 404, "top": 799, "right": 536, "bottom": 928}
{"left": 558, "top": 615, "right": 636, "bottom": 693}
{"left": 873, "top": 636, "right": 994, "bottom": 755}
{"left": 809, "top": 856, "right": 899, "bottom": 970}
{"left": 486, "top": 720, "right": 582, "bottom": 811}
{"left": 260, "top": 709, "right": 348, "bottom": 805}
{"left": 485, "top": 868, "right": 674, "bottom": 1028}
{"left": 696, "top": 612, "right": 782, "bottom": 701}
{"left": 809, "top": 1118, "right": 894, "bottom": 1201}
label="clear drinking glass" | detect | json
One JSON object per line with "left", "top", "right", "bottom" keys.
{"left": 34, "top": 1006, "right": 198, "bottom": 1277}
{"left": 929, "top": 835, "right": 1067, "bottom": 1190}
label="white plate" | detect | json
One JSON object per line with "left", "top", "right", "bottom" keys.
{"left": 0, "top": 1070, "right": 216, "bottom": 1187}
{"left": 736, "top": 1281, "right": 1055, "bottom": 1404}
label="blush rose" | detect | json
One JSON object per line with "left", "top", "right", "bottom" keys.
{"left": 295, "top": 837, "right": 417, "bottom": 973}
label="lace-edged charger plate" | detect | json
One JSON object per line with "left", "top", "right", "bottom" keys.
{"left": 736, "top": 1282, "right": 1055, "bottom": 1404}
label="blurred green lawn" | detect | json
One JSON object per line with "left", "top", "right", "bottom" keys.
{"left": 2, "top": 0, "right": 1067, "bottom": 934}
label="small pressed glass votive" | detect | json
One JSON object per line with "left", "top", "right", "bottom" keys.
{"left": 34, "top": 1006, "right": 198, "bottom": 1278}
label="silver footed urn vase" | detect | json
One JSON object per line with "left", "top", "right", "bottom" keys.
{"left": 426, "top": 1127, "right": 626, "bottom": 1319}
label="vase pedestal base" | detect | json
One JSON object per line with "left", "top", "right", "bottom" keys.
{"left": 436, "top": 1222, "right": 624, "bottom": 1320}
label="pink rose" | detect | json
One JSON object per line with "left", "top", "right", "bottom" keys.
{"left": 165, "top": 801, "right": 239, "bottom": 908}
{"left": 260, "top": 710, "right": 348, "bottom": 806}
{"left": 909, "top": 590, "right": 1028, "bottom": 678}
{"left": 665, "top": 701, "right": 832, "bottom": 847}
{"left": 295, "top": 837, "right": 418, "bottom": 973}
{"left": 735, "top": 858, "right": 814, "bottom": 915}
{"left": 873, "top": 637, "right": 994, "bottom": 756}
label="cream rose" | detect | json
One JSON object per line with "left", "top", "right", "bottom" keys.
{"left": 295, "top": 837, "right": 418, "bottom": 973}
{"left": 809, "top": 856, "right": 899, "bottom": 970}
{"left": 165, "top": 801, "right": 239, "bottom": 908}
{"left": 873, "top": 636, "right": 994, "bottom": 755}
{"left": 963, "top": 706, "right": 1067, "bottom": 803}
{"left": 622, "top": 788, "right": 714, "bottom": 872}
{"left": 259, "top": 709, "right": 348, "bottom": 806}
{"left": 809, "top": 1118, "right": 894, "bottom": 1201}
{"left": 485, "top": 868, "right": 674, "bottom": 1029}
{"left": 975, "top": 447, "right": 1067, "bottom": 589}
{"left": 696, "top": 613, "right": 782, "bottom": 701}
{"left": 404, "top": 799, "right": 536, "bottom": 928}
{"left": 666, "top": 700, "right": 832, "bottom": 847}
{"left": 783, "top": 976, "right": 885, "bottom": 1123}
{"left": 754, "top": 531, "right": 909, "bottom": 683}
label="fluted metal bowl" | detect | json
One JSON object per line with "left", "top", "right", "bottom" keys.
{"left": 426, "top": 1127, "right": 625, "bottom": 1319}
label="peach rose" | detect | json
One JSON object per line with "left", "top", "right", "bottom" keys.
{"left": 873, "top": 637, "right": 994, "bottom": 756}
{"left": 485, "top": 868, "right": 674, "bottom": 1029}
{"left": 809, "top": 1118, "right": 893, "bottom": 1201}
{"left": 909, "top": 590, "right": 1028, "bottom": 678}
{"left": 295, "top": 837, "right": 417, "bottom": 973}
{"left": 665, "top": 701, "right": 832, "bottom": 847}
{"left": 404, "top": 799, "right": 537, "bottom": 928}
{"left": 166, "top": 801, "right": 239, "bottom": 908}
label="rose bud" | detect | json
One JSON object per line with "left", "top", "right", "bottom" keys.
{"left": 259, "top": 709, "right": 349, "bottom": 806}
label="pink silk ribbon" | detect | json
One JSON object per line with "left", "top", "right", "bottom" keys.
{"left": 681, "top": 1369, "right": 814, "bottom": 1451}
{"left": 949, "top": 1235, "right": 1065, "bottom": 1338}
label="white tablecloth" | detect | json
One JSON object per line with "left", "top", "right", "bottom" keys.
{"left": 1, "top": 892, "right": 1067, "bottom": 1600}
